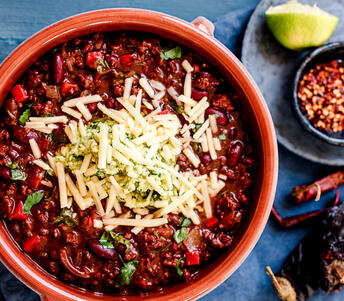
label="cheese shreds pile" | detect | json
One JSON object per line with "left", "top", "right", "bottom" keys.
{"left": 25, "top": 60, "right": 228, "bottom": 231}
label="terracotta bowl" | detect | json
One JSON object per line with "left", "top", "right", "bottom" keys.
{"left": 0, "top": 9, "right": 278, "bottom": 301}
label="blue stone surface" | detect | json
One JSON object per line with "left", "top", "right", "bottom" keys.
{"left": 0, "top": 0, "right": 342, "bottom": 300}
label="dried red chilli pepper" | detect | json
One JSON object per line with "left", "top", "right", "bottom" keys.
{"left": 271, "top": 206, "right": 328, "bottom": 228}
{"left": 291, "top": 171, "right": 344, "bottom": 203}
{"left": 266, "top": 201, "right": 344, "bottom": 301}
{"left": 272, "top": 190, "right": 341, "bottom": 228}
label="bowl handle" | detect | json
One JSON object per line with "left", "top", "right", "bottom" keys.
{"left": 190, "top": 16, "right": 214, "bottom": 37}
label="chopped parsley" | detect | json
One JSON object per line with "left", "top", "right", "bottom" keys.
{"left": 176, "top": 256, "right": 185, "bottom": 276}
{"left": 5, "top": 160, "right": 18, "bottom": 169}
{"left": 218, "top": 133, "right": 227, "bottom": 140}
{"left": 170, "top": 101, "right": 184, "bottom": 114}
{"left": 174, "top": 217, "right": 192, "bottom": 244}
{"left": 173, "top": 227, "right": 188, "bottom": 244}
{"left": 160, "top": 47, "right": 182, "bottom": 60}
{"left": 19, "top": 108, "right": 30, "bottom": 125}
{"left": 115, "top": 259, "right": 139, "bottom": 287}
{"left": 23, "top": 191, "right": 44, "bottom": 215}
{"left": 97, "top": 58, "right": 110, "bottom": 72}
{"left": 50, "top": 208, "right": 77, "bottom": 227}
{"left": 40, "top": 113, "right": 53, "bottom": 117}
{"left": 99, "top": 231, "right": 130, "bottom": 252}
{"left": 181, "top": 218, "right": 191, "bottom": 227}
{"left": 11, "top": 169, "right": 26, "bottom": 181}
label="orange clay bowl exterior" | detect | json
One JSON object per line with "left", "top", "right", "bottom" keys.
{"left": 0, "top": 9, "right": 278, "bottom": 301}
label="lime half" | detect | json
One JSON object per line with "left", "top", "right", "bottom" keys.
{"left": 265, "top": 0, "right": 338, "bottom": 51}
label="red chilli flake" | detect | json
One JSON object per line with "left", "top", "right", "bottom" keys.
{"left": 297, "top": 60, "right": 344, "bottom": 133}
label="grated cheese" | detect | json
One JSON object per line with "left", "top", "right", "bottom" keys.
{"left": 182, "top": 60, "right": 194, "bottom": 73}
{"left": 103, "top": 217, "right": 168, "bottom": 227}
{"left": 98, "top": 123, "right": 108, "bottom": 169}
{"left": 63, "top": 94, "right": 102, "bottom": 107}
{"left": 139, "top": 78, "right": 155, "bottom": 98}
{"left": 76, "top": 102, "right": 92, "bottom": 121}
{"left": 33, "top": 159, "right": 52, "bottom": 171}
{"left": 29, "top": 138, "right": 41, "bottom": 159}
{"left": 29, "top": 116, "right": 68, "bottom": 124}
{"left": 56, "top": 163, "right": 68, "bottom": 208}
{"left": 61, "top": 106, "right": 82, "bottom": 119}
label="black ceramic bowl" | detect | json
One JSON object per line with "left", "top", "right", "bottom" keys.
{"left": 293, "top": 42, "right": 344, "bottom": 146}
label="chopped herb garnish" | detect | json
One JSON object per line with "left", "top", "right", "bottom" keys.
{"left": 76, "top": 49, "right": 83, "bottom": 57}
{"left": 96, "top": 169, "right": 104, "bottom": 178}
{"left": 19, "top": 108, "right": 30, "bottom": 125}
{"left": 176, "top": 256, "right": 185, "bottom": 276}
{"left": 191, "top": 123, "right": 204, "bottom": 134}
{"left": 211, "top": 113, "right": 220, "bottom": 119}
{"left": 99, "top": 231, "right": 131, "bottom": 252}
{"left": 23, "top": 191, "right": 44, "bottom": 215}
{"left": 181, "top": 218, "right": 191, "bottom": 228}
{"left": 5, "top": 160, "right": 18, "bottom": 169}
{"left": 218, "top": 133, "right": 227, "bottom": 140}
{"left": 97, "top": 58, "right": 110, "bottom": 72}
{"left": 11, "top": 169, "right": 26, "bottom": 181}
{"left": 170, "top": 101, "right": 184, "bottom": 114}
{"left": 50, "top": 208, "right": 77, "bottom": 227}
{"left": 48, "top": 133, "right": 54, "bottom": 140}
{"left": 40, "top": 113, "right": 53, "bottom": 117}
{"left": 160, "top": 47, "right": 182, "bottom": 60}
{"left": 115, "top": 259, "right": 138, "bottom": 287}
{"left": 221, "top": 190, "right": 228, "bottom": 196}
{"left": 173, "top": 227, "right": 188, "bottom": 244}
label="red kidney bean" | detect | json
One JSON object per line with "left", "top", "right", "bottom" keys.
{"left": 53, "top": 53, "right": 65, "bottom": 85}
{"left": 227, "top": 141, "right": 244, "bottom": 167}
{"left": 191, "top": 88, "right": 208, "bottom": 101}
{"left": 88, "top": 239, "right": 118, "bottom": 260}
{"left": 11, "top": 125, "right": 39, "bottom": 144}
{"left": 0, "top": 167, "right": 11, "bottom": 180}
{"left": 87, "top": 103, "right": 98, "bottom": 113}
{"left": 199, "top": 153, "right": 212, "bottom": 165}
{"left": 205, "top": 107, "right": 228, "bottom": 125}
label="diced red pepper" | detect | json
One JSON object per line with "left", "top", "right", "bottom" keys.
{"left": 23, "top": 235, "right": 40, "bottom": 253}
{"left": 186, "top": 250, "right": 200, "bottom": 266}
{"left": 119, "top": 53, "right": 134, "bottom": 66}
{"left": 158, "top": 109, "right": 172, "bottom": 115}
{"left": 86, "top": 51, "right": 104, "bottom": 69}
{"left": 205, "top": 216, "right": 219, "bottom": 229}
{"left": 10, "top": 201, "right": 28, "bottom": 221}
{"left": 61, "top": 80, "right": 79, "bottom": 96}
{"left": 11, "top": 84, "right": 29, "bottom": 103}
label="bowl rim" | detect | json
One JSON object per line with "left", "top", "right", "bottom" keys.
{"left": 0, "top": 8, "right": 278, "bottom": 301}
{"left": 293, "top": 41, "right": 344, "bottom": 146}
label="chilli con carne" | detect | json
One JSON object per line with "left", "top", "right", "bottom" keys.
{"left": 0, "top": 32, "right": 255, "bottom": 295}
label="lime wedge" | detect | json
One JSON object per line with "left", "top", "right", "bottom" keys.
{"left": 265, "top": 0, "right": 338, "bottom": 51}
